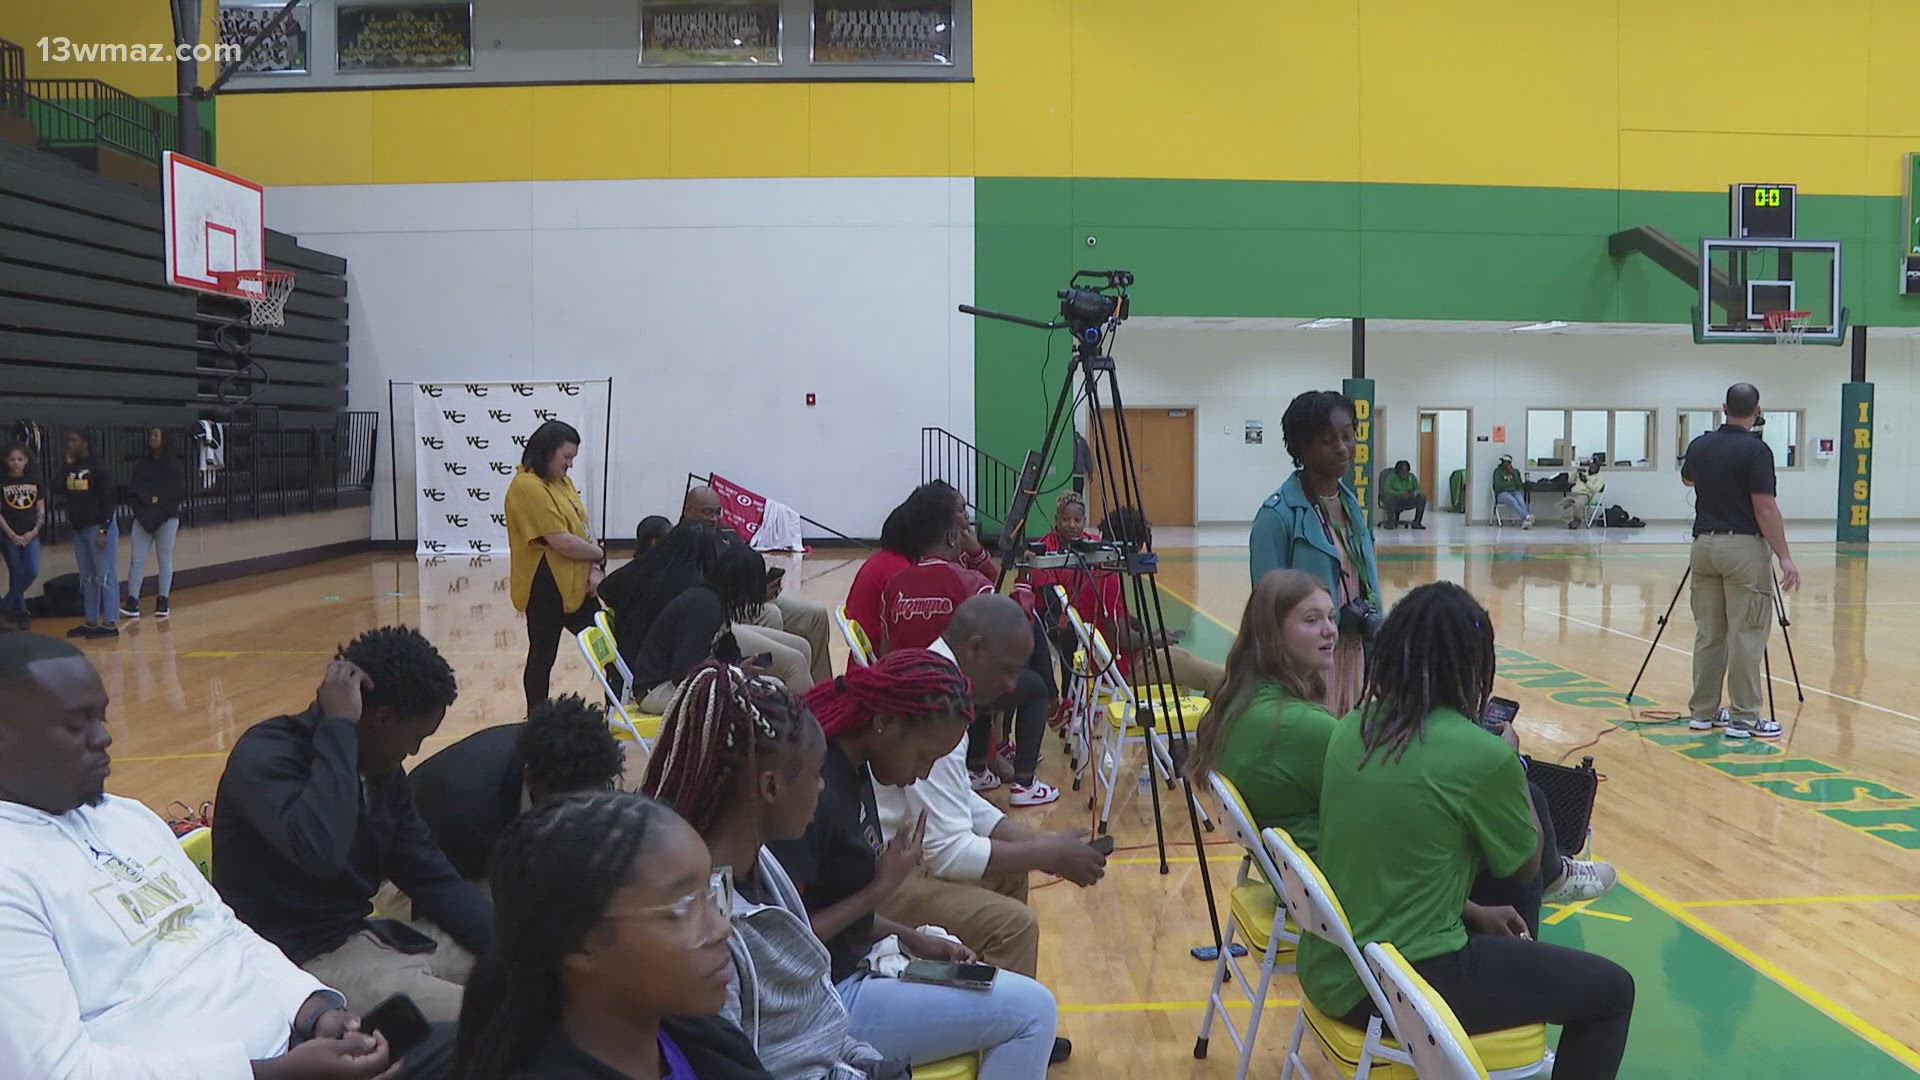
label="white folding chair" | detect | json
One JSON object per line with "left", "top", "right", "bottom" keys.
{"left": 576, "top": 624, "right": 658, "bottom": 750}
{"left": 833, "top": 604, "right": 875, "bottom": 667}
{"left": 1583, "top": 499, "right": 1606, "bottom": 528}
{"left": 1194, "top": 773, "right": 1300, "bottom": 1080}
{"left": 1363, "top": 941, "right": 1491, "bottom": 1080}
{"left": 1049, "top": 585, "right": 1098, "bottom": 790}
{"left": 1262, "top": 827, "right": 1551, "bottom": 1080}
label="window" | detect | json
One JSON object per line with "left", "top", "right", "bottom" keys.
{"left": 1678, "top": 408, "right": 1803, "bottom": 470}
{"left": 1525, "top": 409, "right": 1655, "bottom": 470}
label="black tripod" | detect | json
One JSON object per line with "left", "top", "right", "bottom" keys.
{"left": 960, "top": 271, "right": 1225, "bottom": 951}
{"left": 1625, "top": 566, "right": 1803, "bottom": 718}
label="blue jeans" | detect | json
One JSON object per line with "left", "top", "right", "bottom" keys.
{"left": 1495, "top": 490, "right": 1531, "bottom": 521}
{"left": 73, "top": 521, "right": 120, "bottom": 624}
{"left": 838, "top": 969, "right": 1057, "bottom": 1080}
{"left": 2, "top": 536, "right": 39, "bottom": 617}
{"left": 128, "top": 517, "right": 179, "bottom": 600}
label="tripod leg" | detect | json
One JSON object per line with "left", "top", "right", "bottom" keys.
{"left": 1625, "top": 567, "right": 1689, "bottom": 705}
{"left": 1763, "top": 645, "right": 1777, "bottom": 724}
{"left": 1773, "top": 573, "right": 1805, "bottom": 702}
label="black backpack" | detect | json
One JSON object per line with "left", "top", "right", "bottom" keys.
{"left": 1604, "top": 504, "right": 1646, "bottom": 528}
{"left": 28, "top": 573, "right": 84, "bottom": 617}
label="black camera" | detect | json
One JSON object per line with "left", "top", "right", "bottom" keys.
{"left": 1339, "top": 596, "right": 1385, "bottom": 640}
{"left": 1056, "top": 270, "right": 1133, "bottom": 335}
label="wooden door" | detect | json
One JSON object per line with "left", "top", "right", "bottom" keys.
{"left": 1083, "top": 407, "right": 1197, "bottom": 528}
{"left": 1418, "top": 413, "right": 1439, "bottom": 498}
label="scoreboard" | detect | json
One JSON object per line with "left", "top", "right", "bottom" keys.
{"left": 1730, "top": 182, "right": 1795, "bottom": 239}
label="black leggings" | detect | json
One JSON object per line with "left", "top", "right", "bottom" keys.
{"left": 1468, "top": 781, "right": 1561, "bottom": 934}
{"left": 523, "top": 557, "right": 600, "bottom": 712}
{"left": 968, "top": 617, "right": 1058, "bottom": 783}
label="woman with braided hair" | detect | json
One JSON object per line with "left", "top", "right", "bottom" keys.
{"left": 766, "top": 651, "right": 1060, "bottom": 1078}
{"left": 452, "top": 789, "right": 771, "bottom": 1079}
{"left": 1301, "top": 583, "right": 1634, "bottom": 1080}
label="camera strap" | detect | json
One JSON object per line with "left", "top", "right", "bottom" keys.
{"left": 1307, "top": 483, "right": 1370, "bottom": 605}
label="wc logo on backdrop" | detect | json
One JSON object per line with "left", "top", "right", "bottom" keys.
{"left": 445, "top": 514, "right": 468, "bottom": 528}
{"left": 443, "top": 462, "right": 468, "bottom": 476}
{"left": 534, "top": 408, "right": 557, "bottom": 422}
{"left": 557, "top": 383, "right": 581, "bottom": 396}
{"left": 510, "top": 384, "right": 536, "bottom": 396}
{"left": 423, "top": 539, "right": 447, "bottom": 553}
{"left": 466, "top": 488, "right": 492, "bottom": 501}
{"left": 488, "top": 410, "right": 512, "bottom": 424}
{"left": 420, "top": 385, "right": 444, "bottom": 398}
{"left": 511, "top": 435, "right": 529, "bottom": 448}
{"left": 464, "top": 384, "right": 490, "bottom": 397}
{"left": 420, "top": 436, "right": 444, "bottom": 450}
{"left": 489, "top": 462, "right": 513, "bottom": 475}
{"left": 465, "top": 436, "right": 489, "bottom": 450}
{"left": 468, "top": 540, "right": 492, "bottom": 553}
{"left": 442, "top": 410, "right": 466, "bottom": 424}
{"left": 490, "top": 513, "right": 506, "bottom": 527}
{"left": 422, "top": 488, "right": 447, "bottom": 502}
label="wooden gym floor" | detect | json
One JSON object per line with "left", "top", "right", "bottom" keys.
{"left": 78, "top": 536, "right": 1920, "bottom": 1077}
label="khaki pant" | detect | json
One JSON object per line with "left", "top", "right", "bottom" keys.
{"left": 1689, "top": 534, "right": 1774, "bottom": 722}
{"left": 877, "top": 866, "right": 1040, "bottom": 978}
{"left": 302, "top": 925, "right": 475, "bottom": 1023}
{"left": 732, "top": 623, "right": 815, "bottom": 694}
{"left": 758, "top": 595, "right": 833, "bottom": 683}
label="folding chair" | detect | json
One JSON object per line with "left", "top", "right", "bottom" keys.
{"left": 576, "top": 624, "right": 660, "bottom": 750}
{"left": 593, "top": 609, "right": 638, "bottom": 706}
{"left": 833, "top": 604, "right": 875, "bottom": 667}
{"left": 1194, "top": 774, "right": 1300, "bottom": 1079}
{"left": 1261, "top": 827, "right": 1551, "bottom": 1080}
{"left": 1583, "top": 499, "right": 1606, "bottom": 528}
{"left": 1363, "top": 942, "right": 1491, "bottom": 1080}
{"left": 178, "top": 826, "right": 212, "bottom": 882}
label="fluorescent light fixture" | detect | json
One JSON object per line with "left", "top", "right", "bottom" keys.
{"left": 1295, "top": 317, "right": 1350, "bottom": 330}
{"left": 1510, "top": 320, "right": 1571, "bottom": 332}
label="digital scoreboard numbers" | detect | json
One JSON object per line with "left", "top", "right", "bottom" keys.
{"left": 1731, "top": 182, "right": 1796, "bottom": 239}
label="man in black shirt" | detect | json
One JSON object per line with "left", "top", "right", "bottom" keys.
{"left": 408, "top": 692, "right": 624, "bottom": 881}
{"left": 213, "top": 626, "right": 488, "bottom": 1023}
{"left": 1680, "top": 383, "right": 1800, "bottom": 739}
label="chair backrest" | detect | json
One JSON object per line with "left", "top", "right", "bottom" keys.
{"left": 1261, "top": 826, "right": 1394, "bottom": 1020}
{"left": 1210, "top": 773, "right": 1285, "bottom": 888}
{"left": 593, "top": 608, "right": 638, "bottom": 697}
{"left": 179, "top": 826, "right": 212, "bottom": 881}
{"left": 576, "top": 626, "right": 645, "bottom": 744}
{"left": 834, "top": 605, "right": 875, "bottom": 667}
{"left": 1363, "top": 941, "right": 1491, "bottom": 1080}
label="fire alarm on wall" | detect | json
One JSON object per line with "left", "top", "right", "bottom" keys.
{"left": 806, "top": 393, "right": 816, "bottom": 406}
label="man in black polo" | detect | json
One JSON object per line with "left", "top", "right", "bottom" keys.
{"left": 1681, "top": 383, "right": 1800, "bottom": 739}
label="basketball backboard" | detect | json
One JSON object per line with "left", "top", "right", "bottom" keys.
{"left": 1694, "top": 237, "right": 1847, "bottom": 346}
{"left": 163, "top": 151, "right": 266, "bottom": 297}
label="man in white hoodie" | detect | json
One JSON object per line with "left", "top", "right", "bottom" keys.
{"left": 0, "top": 632, "right": 400, "bottom": 1080}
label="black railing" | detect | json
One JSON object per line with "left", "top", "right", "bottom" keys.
{"left": 0, "top": 38, "right": 24, "bottom": 121}
{"left": 2, "top": 412, "right": 377, "bottom": 545}
{"left": 22, "top": 77, "right": 211, "bottom": 165}
{"left": 921, "top": 427, "right": 1021, "bottom": 532}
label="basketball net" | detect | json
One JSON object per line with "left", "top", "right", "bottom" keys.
{"left": 1763, "top": 309, "right": 1811, "bottom": 346}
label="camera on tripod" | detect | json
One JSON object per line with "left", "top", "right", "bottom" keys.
{"left": 1057, "top": 270, "right": 1133, "bottom": 337}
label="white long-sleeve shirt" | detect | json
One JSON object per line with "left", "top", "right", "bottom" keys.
{"left": 0, "top": 795, "right": 332, "bottom": 1080}
{"left": 872, "top": 638, "right": 1007, "bottom": 881}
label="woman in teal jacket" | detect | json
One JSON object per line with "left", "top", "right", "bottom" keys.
{"left": 1249, "top": 390, "right": 1379, "bottom": 715}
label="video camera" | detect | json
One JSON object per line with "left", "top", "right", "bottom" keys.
{"left": 1057, "top": 270, "right": 1133, "bottom": 337}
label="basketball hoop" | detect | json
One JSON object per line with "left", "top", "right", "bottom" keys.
{"left": 1763, "top": 309, "right": 1812, "bottom": 346}
{"left": 212, "top": 269, "right": 296, "bottom": 328}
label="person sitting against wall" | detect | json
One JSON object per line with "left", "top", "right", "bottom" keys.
{"left": 1493, "top": 453, "right": 1535, "bottom": 530}
{"left": 1247, "top": 391, "right": 1379, "bottom": 716}
{"left": 1379, "top": 459, "right": 1428, "bottom": 531}
{"left": 1187, "top": 569, "right": 1340, "bottom": 855}
{"left": 122, "top": 426, "right": 184, "bottom": 621}
{"left": 628, "top": 541, "right": 797, "bottom": 712}
{"left": 1558, "top": 459, "right": 1607, "bottom": 528}
{"left": 1300, "top": 583, "right": 1633, "bottom": 1079}
{"left": 684, "top": 485, "right": 833, "bottom": 685}
{"left": 1, "top": 442, "right": 45, "bottom": 631}
{"left": 451, "top": 790, "right": 773, "bottom": 1080}
{"left": 61, "top": 428, "right": 120, "bottom": 640}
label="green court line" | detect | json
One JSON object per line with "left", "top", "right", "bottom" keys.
{"left": 1153, "top": 579, "right": 1920, "bottom": 1076}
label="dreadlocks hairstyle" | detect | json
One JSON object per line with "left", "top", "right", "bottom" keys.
{"left": 1354, "top": 581, "right": 1495, "bottom": 768}
{"left": 607, "top": 521, "right": 729, "bottom": 638}
{"left": 519, "top": 419, "right": 581, "bottom": 480}
{"left": 1280, "top": 390, "right": 1357, "bottom": 469}
{"left": 641, "top": 661, "right": 823, "bottom": 834}
{"left": 452, "top": 790, "right": 675, "bottom": 1080}
{"left": 337, "top": 625, "right": 458, "bottom": 718}
{"left": 878, "top": 481, "right": 963, "bottom": 558}
{"left": 1189, "top": 569, "right": 1332, "bottom": 786}
{"left": 708, "top": 540, "right": 770, "bottom": 625}
{"left": 803, "top": 648, "right": 973, "bottom": 738}
{"left": 521, "top": 693, "right": 625, "bottom": 798}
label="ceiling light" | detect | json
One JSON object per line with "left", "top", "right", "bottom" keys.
{"left": 1296, "top": 317, "right": 1350, "bottom": 330}
{"left": 1510, "top": 320, "right": 1571, "bottom": 332}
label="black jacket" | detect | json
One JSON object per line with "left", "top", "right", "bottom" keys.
{"left": 211, "top": 705, "right": 493, "bottom": 963}
{"left": 407, "top": 722, "right": 525, "bottom": 881}
{"left": 513, "top": 1019, "right": 771, "bottom": 1079}
{"left": 128, "top": 453, "right": 184, "bottom": 532}
{"left": 61, "top": 458, "right": 114, "bottom": 530}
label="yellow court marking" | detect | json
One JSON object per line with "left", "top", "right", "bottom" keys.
{"left": 1679, "top": 893, "right": 1920, "bottom": 909}
{"left": 1620, "top": 870, "right": 1920, "bottom": 1073}
{"left": 1059, "top": 998, "right": 1294, "bottom": 1014}
{"left": 1542, "top": 899, "right": 1632, "bottom": 926}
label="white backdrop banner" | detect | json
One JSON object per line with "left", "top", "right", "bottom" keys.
{"left": 410, "top": 381, "right": 605, "bottom": 558}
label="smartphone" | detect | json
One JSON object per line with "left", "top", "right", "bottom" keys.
{"left": 1190, "top": 942, "right": 1251, "bottom": 962}
{"left": 1479, "top": 696, "right": 1519, "bottom": 733}
{"left": 901, "top": 959, "right": 998, "bottom": 990}
{"left": 1089, "top": 835, "right": 1115, "bottom": 857}
{"left": 766, "top": 566, "right": 787, "bottom": 582}
{"left": 365, "top": 917, "right": 437, "bottom": 956}
{"left": 362, "top": 993, "right": 432, "bottom": 1058}
{"left": 749, "top": 651, "right": 774, "bottom": 668}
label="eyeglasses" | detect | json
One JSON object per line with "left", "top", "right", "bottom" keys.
{"left": 605, "top": 868, "right": 733, "bottom": 942}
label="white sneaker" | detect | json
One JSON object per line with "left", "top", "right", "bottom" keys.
{"left": 1724, "top": 716, "right": 1783, "bottom": 739}
{"left": 1521, "top": 518, "right": 1534, "bottom": 530}
{"left": 1008, "top": 780, "right": 1060, "bottom": 807}
{"left": 1688, "top": 707, "right": 1732, "bottom": 731}
{"left": 1544, "top": 857, "right": 1618, "bottom": 904}
{"left": 969, "top": 768, "right": 1002, "bottom": 792}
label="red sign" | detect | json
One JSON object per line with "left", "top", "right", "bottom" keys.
{"left": 708, "top": 473, "right": 765, "bottom": 540}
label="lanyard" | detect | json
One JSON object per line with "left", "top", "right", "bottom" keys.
{"left": 1307, "top": 482, "right": 1368, "bottom": 604}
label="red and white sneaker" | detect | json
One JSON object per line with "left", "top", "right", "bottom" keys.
{"left": 969, "top": 768, "right": 1002, "bottom": 792}
{"left": 1008, "top": 780, "right": 1060, "bottom": 807}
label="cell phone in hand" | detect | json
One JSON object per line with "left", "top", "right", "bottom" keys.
{"left": 361, "top": 993, "right": 432, "bottom": 1058}
{"left": 901, "top": 959, "right": 997, "bottom": 990}
{"left": 1089, "top": 835, "right": 1115, "bottom": 856}
{"left": 749, "top": 652, "right": 774, "bottom": 668}
{"left": 1479, "top": 696, "right": 1519, "bottom": 733}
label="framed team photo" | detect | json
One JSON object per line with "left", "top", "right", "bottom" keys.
{"left": 336, "top": 2, "right": 474, "bottom": 72}
{"left": 218, "top": 2, "right": 311, "bottom": 75}
{"left": 640, "top": 1, "right": 783, "bottom": 66}
{"left": 811, "top": 0, "right": 952, "bottom": 65}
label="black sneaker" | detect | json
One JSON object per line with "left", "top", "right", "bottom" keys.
{"left": 1050, "top": 1037, "right": 1072, "bottom": 1065}
{"left": 155, "top": 596, "right": 170, "bottom": 619}
{"left": 15, "top": 610, "right": 29, "bottom": 631}
{"left": 88, "top": 623, "right": 119, "bottom": 639}
{"left": 119, "top": 597, "right": 140, "bottom": 620}
{"left": 66, "top": 624, "right": 93, "bottom": 639}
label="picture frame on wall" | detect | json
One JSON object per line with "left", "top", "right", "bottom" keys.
{"left": 811, "top": 0, "right": 952, "bottom": 65}
{"left": 336, "top": 2, "right": 474, "bottom": 72}
{"left": 218, "top": 1, "right": 311, "bottom": 75}
{"left": 640, "top": 1, "right": 782, "bottom": 66}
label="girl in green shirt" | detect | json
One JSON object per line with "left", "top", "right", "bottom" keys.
{"left": 1188, "top": 569, "right": 1340, "bottom": 855}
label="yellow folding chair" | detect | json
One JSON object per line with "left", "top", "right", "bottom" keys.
{"left": 1364, "top": 942, "right": 1492, "bottom": 1080}
{"left": 576, "top": 624, "right": 661, "bottom": 749}
{"left": 593, "top": 609, "right": 639, "bottom": 707}
{"left": 1194, "top": 773, "right": 1300, "bottom": 1080}
{"left": 178, "top": 826, "right": 213, "bottom": 882}
{"left": 1261, "top": 827, "right": 1551, "bottom": 1080}
{"left": 911, "top": 1055, "right": 979, "bottom": 1080}
{"left": 834, "top": 604, "right": 875, "bottom": 667}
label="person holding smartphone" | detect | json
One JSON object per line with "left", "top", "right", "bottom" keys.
{"left": 213, "top": 627, "right": 489, "bottom": 1023}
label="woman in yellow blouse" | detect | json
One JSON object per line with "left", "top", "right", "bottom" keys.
{"left": 506, "top": 420, "right": 604, "bottom": 710}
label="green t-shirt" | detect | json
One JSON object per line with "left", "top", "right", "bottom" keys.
{"left": 1297, "top": 707, "right": 1537, "bottom": 1018}
{"left": 1212, "top": 682, "right": 1337, "bottom": 857}
{"left": 1381, "top": 471, "right": 1421, "bottom": 499}
{"left": 1492, "top": 466, "right": 1524, "bottom": 494}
